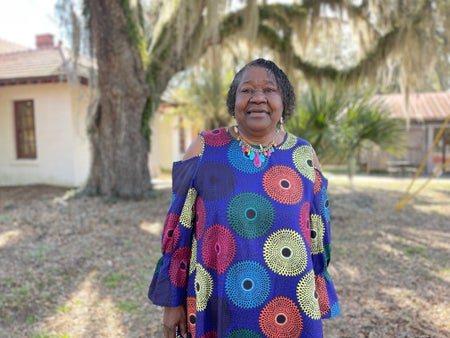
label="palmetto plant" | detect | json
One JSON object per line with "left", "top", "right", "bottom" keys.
{"left": 286, "top": 87, "right": 405, "bottom": 180}
{"left": 286, "top": 86, "right": 348, "bottom": 163}
{"left": 341, "top": 94, "right": 405, "bottom": 180}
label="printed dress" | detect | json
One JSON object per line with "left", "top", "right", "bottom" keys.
{"left": 149, "top": 127, "right": 340, "bottom": 338}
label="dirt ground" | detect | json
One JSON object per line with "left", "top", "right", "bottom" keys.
{"left": 0, "top": 175, "right": 449, "bottom": 338}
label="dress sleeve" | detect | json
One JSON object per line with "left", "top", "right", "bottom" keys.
{"left": 310, "top": 168, "right": 340, "bottom": 319}
{"left": 148, "top": 157, "right": 199, "bottom": 307}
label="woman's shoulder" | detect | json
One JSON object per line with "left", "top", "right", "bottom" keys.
{"left": 182, "top": 135, "right": 204, "bottom": 161}
{"left": 288, "top": 133, "right": 311, "bottom": 146}
{"left": 285, "top": 132, "right": 321, "bottom": 169}
{"left": 182, "top": 127, "right": 230, "bottom": 161}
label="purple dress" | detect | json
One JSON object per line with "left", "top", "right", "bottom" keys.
{"left": 149, "top": 127, "right": 340, "bottom": 337}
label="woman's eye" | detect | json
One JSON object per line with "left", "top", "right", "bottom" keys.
{"left": 264, "top": 88, "right": 276, "bottom": 93}
{"left": 241, "top": 88, "right": 252, "bottom": 93}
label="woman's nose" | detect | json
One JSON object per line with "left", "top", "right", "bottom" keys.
{"left": 250, "top": 89, "right": 267, "bottom": 103}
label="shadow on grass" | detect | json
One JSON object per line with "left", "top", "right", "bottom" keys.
{"left": 0, "top": 185, "right": 171, "bottom": 337}
{"left": 324, "top": 181, "right": 450, "bottom": 338}
{"left": 1, "top": 181, "right": 449, "bottom": 337}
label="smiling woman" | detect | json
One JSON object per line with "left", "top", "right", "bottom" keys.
{"left": 148, "top": 58, "right": 340, "bottom": 338}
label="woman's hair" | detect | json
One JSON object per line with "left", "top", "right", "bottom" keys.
{"left": 226, "top": 58, "right": 296, "bottom": 120}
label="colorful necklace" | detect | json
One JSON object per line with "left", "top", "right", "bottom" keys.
{"left": 233, "top": 125, "right": 278, "bottom": 168}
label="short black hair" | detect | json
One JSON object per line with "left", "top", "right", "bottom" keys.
{"left": 226, "top": 58, "right": 296, "bottom": 120}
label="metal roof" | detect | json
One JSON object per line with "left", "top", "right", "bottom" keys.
{"left": 378, "top": 92, "right": 450, "bottom": 122}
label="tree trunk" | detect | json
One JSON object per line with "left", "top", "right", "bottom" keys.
{"left": 86, "top": 0, "right": 151, "bottom": 199}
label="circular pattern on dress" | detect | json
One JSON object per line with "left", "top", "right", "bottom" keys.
{"left": 226, "top": 329, "right": 262, "bottom": 338}
{"left": 278, "top": 133, "right": 297, "bottom": 150}
{"left": 310, "top": 214, "right": 325, "bottom": 255}
{"left": 202, "top": 128, "right": 232, "bottom": 147}
{"left": 263, "top": 229, "right": 307, "bottom": 276}
{"left": 202, "top": 224, "right": 236, "bottom": 273}
{"left": 186, "top": 297, "right": 196, "bottom": 337}
{"left": 227, "top": 140, "right": 268, "bottom": 173}
{"left": 168, "top": 247, "right": 191, "bottom": 287}
{"left": 320, "top": 187, "right": 331, "bottom": 223}
{"left": 189, "top": 238, "right": 198, "bottom": 275}
{"left": 315, "top": 274, "right": 331, "bottom": 316}
{"left": 195, "top": 197, "right": 206, "bottom": 240}
{"left": 196, "top": 162, "right": 236, "bottom": 200}
{"left": 259, "top": 296, "right": 303, "bottom": 337}
{"left": 162, "top": 213, "right": 180, "bottom": 253}
{"left": 195, "top": 264, "right": 214, "bottom": 311}
{"left": 227, "top": 193, "right": 274, "bottom": 239}
{"left": 180, "top": 188, "right": 197, "bottom": 228}
{"left": 262, "top": 166, "right": 303, "bottom": 204}
{"left": 296, "top": 270, "right": 321, "bottom": 319}
{"left": 292, "top": 145, "right": 315, "bottom": 182}
{"left": 225, "top": 261, "right": 271, "bottom": 309}
{"left": 299, "top": 202, "right": 311, "bottom": 245}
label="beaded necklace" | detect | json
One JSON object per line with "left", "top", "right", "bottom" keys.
{"left": 233, "top": 125, "right": 279, "bottom": 168}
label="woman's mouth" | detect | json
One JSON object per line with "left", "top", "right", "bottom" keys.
{"left": 247, "top": 110, "right": 270, "bottom": 115}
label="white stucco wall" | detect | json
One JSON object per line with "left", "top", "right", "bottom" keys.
{"left": 0, "top": 82, "right": 198, "bottom": 187}
{"left": 156, "top": 112, "right": 184, "bottom": 172}
{"left": 0, "top": 82, "right": 91, "bottom": 186}
{"left": 149, "top": 110, "right": 198, "bottom": 179}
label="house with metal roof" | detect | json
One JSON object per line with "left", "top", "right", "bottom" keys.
{"left": 363, "top": 92, "right": 450, "bottom": 175}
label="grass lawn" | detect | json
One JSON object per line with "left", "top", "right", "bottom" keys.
{"left": 0, "top": 175, "right": 449, "bottom": 337}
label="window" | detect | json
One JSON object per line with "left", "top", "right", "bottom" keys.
{"left": 14, "top": 100, "right": 37, "bottom": 159}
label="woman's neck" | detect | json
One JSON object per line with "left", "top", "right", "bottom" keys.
{"left": 231, "top": 125, "right": 283, "bottom": 146}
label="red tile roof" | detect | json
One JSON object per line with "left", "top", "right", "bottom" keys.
{"left": 0, "top": 37, "right": 94, "bottom": 85}
{"left": 379, "top": 92, "right": 450, "bottom": 122}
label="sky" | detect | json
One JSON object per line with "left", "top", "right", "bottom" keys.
{"left": 0, "top": 0, "right": 298, "bottom": 49}
{"left": 0, "top": 0, "right": 61, "bottom": 48}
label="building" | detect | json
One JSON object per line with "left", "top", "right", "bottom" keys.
{"left": 0, "top": 34, "right": 95, "bottom": 186}
{"left": 0, "top": 34, "right": 194, "bottom": 187}
{"left": 364, "top": 92, "right": 450, "bottom": 175}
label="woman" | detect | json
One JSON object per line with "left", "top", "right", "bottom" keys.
{"left": 149, "top": 58, "right": 340, "bottom": 338}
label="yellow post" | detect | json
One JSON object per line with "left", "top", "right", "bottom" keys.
{"left": 396, "top": 113, "right": 450, "bottom": 210}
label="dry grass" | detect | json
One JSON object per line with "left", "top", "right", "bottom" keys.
{"left": 0, "top": 175, "right": 449, "bottom": 338}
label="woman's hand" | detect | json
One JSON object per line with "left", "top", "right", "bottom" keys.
{"left": 163, "top": 305, "right": 187, "bottom": 338}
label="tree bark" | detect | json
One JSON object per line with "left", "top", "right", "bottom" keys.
{"left": 86, "top": 0, "right": 151, "bottom": 199}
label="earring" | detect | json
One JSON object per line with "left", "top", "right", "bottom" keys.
{"left": 279, "top": 116, "right": 285, "bottom": 132}
{"left": 233, "top": 115, "right": 238, "bottom": 133}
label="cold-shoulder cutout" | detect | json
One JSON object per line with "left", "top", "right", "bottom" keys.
{"left": 182, "top": 135, "right": 203, "bottom": 161}
{"left": 312, "top": 148, "right": 321, "bottom": 170}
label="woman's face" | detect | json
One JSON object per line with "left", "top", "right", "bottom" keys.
{"left": 234, "top": 66, "right": 284, "bottom": 137}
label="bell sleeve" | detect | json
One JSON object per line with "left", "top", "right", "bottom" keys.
{"left": 148, "top": 157, "right": 199, "bottom": 307}
{"left": 310, "top": 168, "right": 340, "bottom": 319}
